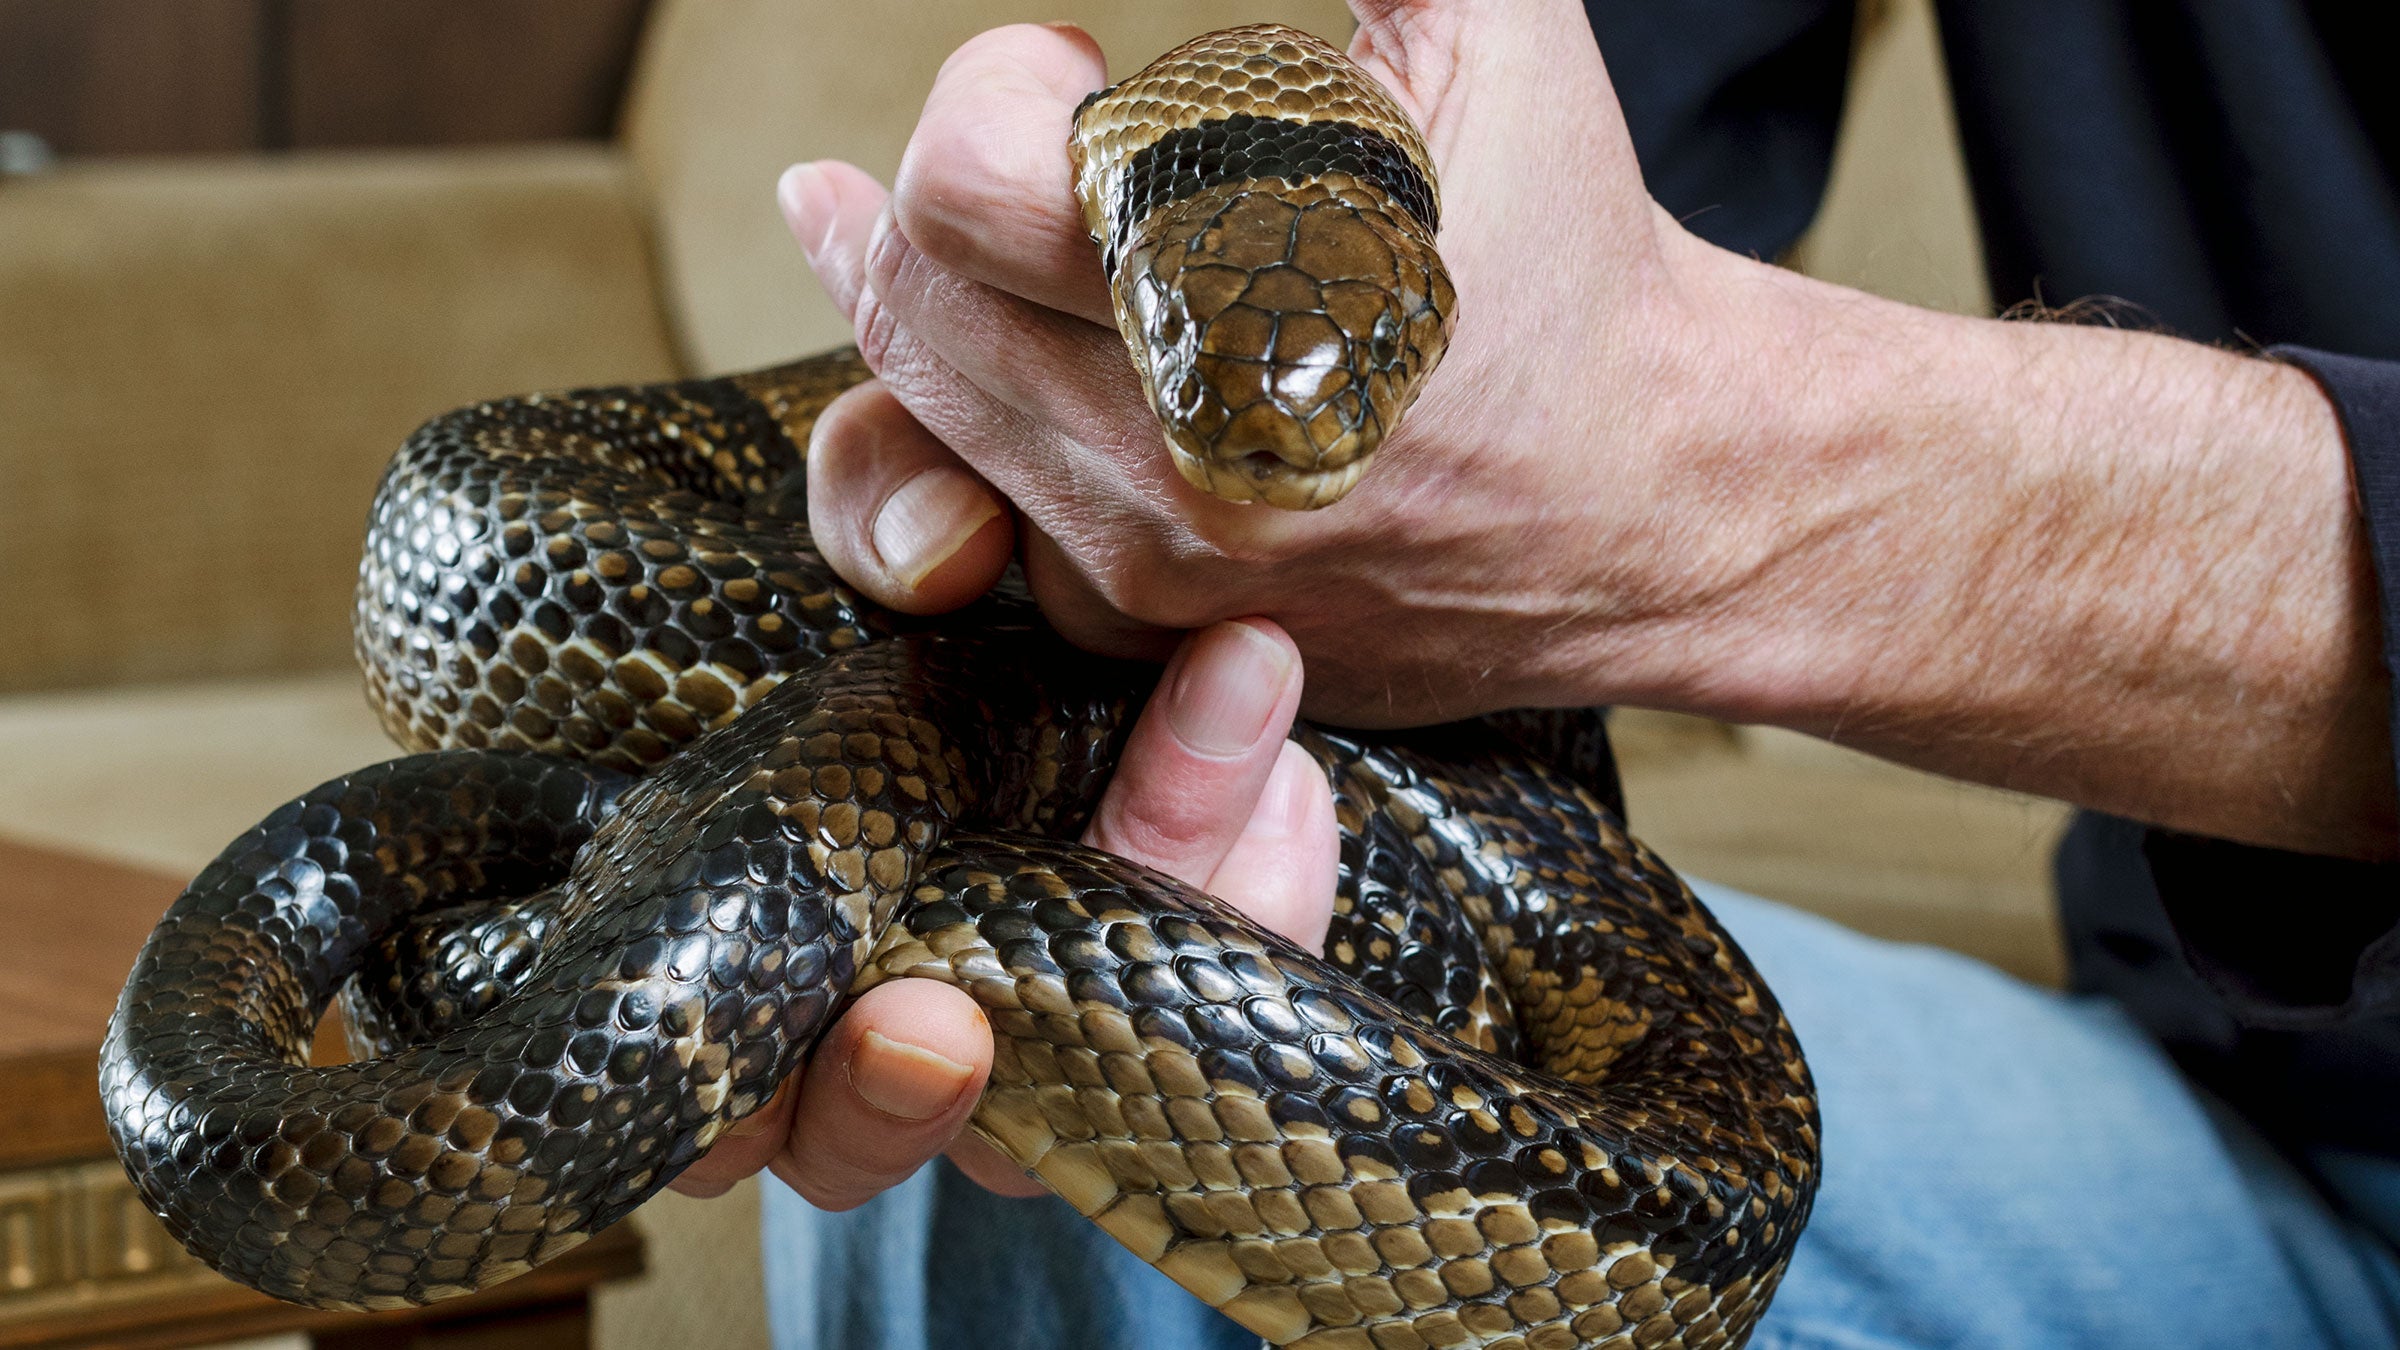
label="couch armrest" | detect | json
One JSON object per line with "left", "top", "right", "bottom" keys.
{"left": 0, "top": 146, "right": 679, "bottom": 694}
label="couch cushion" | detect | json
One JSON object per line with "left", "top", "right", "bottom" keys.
{"left": 0, "top": 674, "right": 394, "bottom": 875}
{"left": 1613, "top": 711, "right": 2070, "bottom": 985}
{"left": 0, "top": 146, "right": 680, "bottom": 693}
{"left": 620, "top": 0, "right": 1356, "bottom": 375}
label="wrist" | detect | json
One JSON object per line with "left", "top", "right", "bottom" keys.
{"left": 1649, "top": 250, "right": 2010, "bottom": 726}
{"left": 1623, "top": 239, "right": 2390, "bottom": 854}
{"left": 1495, "top": 223, "right": 1850, "bottom": 714}
{"left": 1530, "top": 231, "right": 1940, "bottom": 720}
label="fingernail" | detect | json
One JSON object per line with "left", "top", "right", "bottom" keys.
{"left": 872, "top": 467, "right": 1003, "bottom": 590}
{"left": 849, "top": 1031, "right": 976, "bottom": 1122}
{"left": 1167, "top": 622, "right": 1297, "bottom": 757}
{"left": 778, "top": 162, "right": 831, "bottom": 258}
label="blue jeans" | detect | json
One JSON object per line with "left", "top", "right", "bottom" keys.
{"left": 761, "top": 884, "right": 2400, "bottom": 1349}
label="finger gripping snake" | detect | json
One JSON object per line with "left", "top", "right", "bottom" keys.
{"left": 101, "top": 26, "right": 1819, "bottom": 1350}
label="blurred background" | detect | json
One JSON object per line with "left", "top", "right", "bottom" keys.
{"left": 0, "top": 1, "right": 2063, "bottom": 1346}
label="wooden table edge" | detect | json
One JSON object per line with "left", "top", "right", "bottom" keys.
{"left": 0, "top": 1222, "right": 646, "bottom": 1349}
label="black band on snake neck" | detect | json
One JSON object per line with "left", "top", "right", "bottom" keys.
{"left": 1106, "top": 113, "right": 1440, "bottom": 270}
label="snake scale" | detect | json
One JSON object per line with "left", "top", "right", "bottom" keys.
{"left": 101, "top": 26, "right": 1819, "bottom": 1350}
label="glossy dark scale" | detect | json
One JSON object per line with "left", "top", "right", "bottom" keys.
{"left": 103, "top": 343, "right": 1818, "bottom": 1340}
{"left": 342, "top": 886, "right": 571, "bottom": 1051}
{"left": 1106, "top": 113, "right": 1438, "bottom": 273}
{"left": 104, "top": 21, "right": 1819, "bottom": 1349}
{"left": 354, "top": 351, "right": 881, "bottom": 772}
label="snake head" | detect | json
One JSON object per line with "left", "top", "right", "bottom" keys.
{"left": 1115, "top": 179, "right": 1454, "bottom": 510}
{"left": 1070, "top": 25, "right": 1456, "bottom": 511}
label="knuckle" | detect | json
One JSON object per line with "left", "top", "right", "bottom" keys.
{"left": 852, "top": 292, "right": 905, "bottom": 375}
{"left": 1109, "top": 533, "right": 1257, "bottom": 629}
{"left": 863, "top": 218, "right": 916, "bottom": 304}
{"left": 1083, "top": 568, "right": 1143, "bottom": 617}
{"left": 893, "top": 148, "right": 998, "bottom": 273}
{"left": 1084, "top": 561, "right": 1175, "bottom": 626}
{"left": 929, "top": 22, "right": 1028, "bottom": 85}
{"left": 898, "top": 40, "right": 1096, "bottom": 298}
{"left": 1097, "top": 572, "right": 1209, "bottom": 631}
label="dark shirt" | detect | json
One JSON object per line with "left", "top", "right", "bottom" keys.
{"left": 1581, "top": 0, "right": 2400, "bottom": 1151}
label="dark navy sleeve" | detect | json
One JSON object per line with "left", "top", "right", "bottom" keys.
{"left": 1581, "top": 0, "right": 1852, "bottom": 261}
{"left": 2138, "top": 348, "right": 2400, "bottom": 1030}
{"left": 1577, "top": 0, "right": 2400, "bottom": 1142}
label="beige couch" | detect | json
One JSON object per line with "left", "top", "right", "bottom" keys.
{"left": 1, "top": 0, "right": 1375, "bottom": 694}
{"left": 0, "top": 1, "right": 2065, "bottom": 1344}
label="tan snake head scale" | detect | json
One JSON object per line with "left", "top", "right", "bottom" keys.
{"left": 1072, "top": 26, "right": 1455, "bottom": 510}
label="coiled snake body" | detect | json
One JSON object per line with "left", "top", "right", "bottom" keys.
{"left": 102, "top": 27, "right": 1819, "bottom": 1349}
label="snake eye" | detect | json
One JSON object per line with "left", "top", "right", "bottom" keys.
{"left": 1369, "top": 312, "right": 1402, "bottom": 366}
{"left": 1158, "top": 305, "right": 1188, "bottom": 346}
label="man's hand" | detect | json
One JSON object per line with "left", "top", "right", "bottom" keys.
{"left": 781, "top": 0, "right": 2391, "bottom": 858}
{"left": 668, "top": 618, "right": 1338, "bottom": 1205}
{"left": 782, "top": 0, "right": 1720, "bottom": 723}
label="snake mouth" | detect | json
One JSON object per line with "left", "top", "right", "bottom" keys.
{"left": 1164, "top": 436, "right": 1373, "bottom": 509}
{"left": 1146, "top": 346, "right": 1387, "bottom": 510}
{"left": 1148, "top": 337, "right": 1397, "bottom": 510}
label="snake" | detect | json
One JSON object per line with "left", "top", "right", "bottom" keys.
{"left": 100, "top": 25, "right": 1819, "bottom": 1350}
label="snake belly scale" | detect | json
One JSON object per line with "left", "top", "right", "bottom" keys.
{"left": 100, "top": 24, "right": 1820, "bottom": 1350}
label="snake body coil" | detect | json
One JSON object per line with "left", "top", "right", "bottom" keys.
{"left": 102, "top": 26, "right": 1818, "bottom": 1349}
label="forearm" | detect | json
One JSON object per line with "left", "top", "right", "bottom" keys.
{"left": 783, "top": 5, "right": 2394, "bottom": 860}
{"left": 1646, "top": 242, "right": 2394, "bottom": 859}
